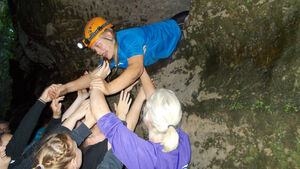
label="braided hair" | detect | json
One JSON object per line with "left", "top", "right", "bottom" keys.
{"left": 33, "top": 133, "right": 77, "bottom": 169}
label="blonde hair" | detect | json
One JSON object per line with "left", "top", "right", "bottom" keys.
{"left": 33, "top": 133, "right": 76, "bottom": 169}
{"left": 143, "top": 88, "right": 182, "bottom": 152}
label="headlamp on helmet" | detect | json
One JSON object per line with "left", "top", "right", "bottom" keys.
{"left": 77, "top": 17, "right": 113, "bottom": 49}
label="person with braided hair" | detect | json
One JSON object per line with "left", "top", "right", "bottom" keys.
{"left": 33, "top": 133, "right": 81, "bottom": 169}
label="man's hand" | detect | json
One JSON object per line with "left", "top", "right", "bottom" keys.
{"left": 50, "top": 96, "right": 64, "bottom": 119}
{"left": 40, "top": 84, "right": 62, "bottom": 103}
{"left": 114, "top": 90, "right": 132, "bottom": 121}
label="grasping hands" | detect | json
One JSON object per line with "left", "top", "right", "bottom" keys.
{"left": 114, "top": 90, "right": 132, "bottom": 121}
{"left": 90, "top": 77, "right": 107, "bottom": 92}
{"left": 40, "top": 84, "right": 62, "bottom": 103}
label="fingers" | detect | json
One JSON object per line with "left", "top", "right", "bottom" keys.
{"left": 123, "top": 90, "right": 131, "bottom": 104}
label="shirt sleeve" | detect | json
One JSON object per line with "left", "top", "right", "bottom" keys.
{"left": 70, "top": 123, "right": 91, "bottom": 146}
{"left": 122, "top": 32, "right": 144, "bottom": 58}
{"left": 97, "top": 113, "right": 157, "bottom": 169}
{"left": 6, "top": 100, "right": 46, "bottom": 159}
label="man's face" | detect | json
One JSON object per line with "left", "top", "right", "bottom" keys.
{"left": 0, "top": 123, "right": 10, "bottom": 134}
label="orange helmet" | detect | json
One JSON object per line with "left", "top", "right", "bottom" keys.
{"left": 77, "top": 17, "right": 113, "bottom": 49}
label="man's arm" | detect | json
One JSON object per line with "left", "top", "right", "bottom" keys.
{"left": 104, "top": 55, "right": 144, "bottom": 95}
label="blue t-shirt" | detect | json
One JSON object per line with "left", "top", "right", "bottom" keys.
{"left": 105, "top": 19, "right": 181, "bottom": 69}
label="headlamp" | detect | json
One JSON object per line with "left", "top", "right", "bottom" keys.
{"left": 77, "top": 41, "right": 85, "bottom": 49}
{"left": 77, "top": 21, "right": 111, "bottom": 50}
{"left": 77, "top": 39, "right": 89, "bottom": 50}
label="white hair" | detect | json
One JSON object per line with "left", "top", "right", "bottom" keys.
{"left": 143, "top": 88, "right": 182, "bottom": 152}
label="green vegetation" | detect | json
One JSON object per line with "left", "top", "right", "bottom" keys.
{"left": 220, "top": 88, "right": 300, "bottom": 168}
{"left": 0, "top": 0, "right": 15, "bottom": 118}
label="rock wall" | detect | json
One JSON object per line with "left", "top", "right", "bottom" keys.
{"left": 7, "top": 0, "right": 300, "bottom": 168}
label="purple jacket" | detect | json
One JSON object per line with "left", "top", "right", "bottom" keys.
{"left": 97, "top": 113, "right": 191, "bottom": 169}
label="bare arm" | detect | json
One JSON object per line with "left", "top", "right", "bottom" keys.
{"left": 140, "top": 68, "right": 156, "bottom": 99}
{"left": 104, "top": 55, "right": 144, "bottom": 95}
{"left": 62, "top": 99, "right": 90, "bottom": 130}
{"left": 56, "top": 73, "right": 92, "bottom": 97}
{"left": 61, "top": 88, "right": 89, "bottom": 121}
{"left": 90, "top": 78, "right": 111, "bottom": 121}
{"left": 52, "top": 61, "right": 111, "bottom": 98}
{"left": 126, "top": 87, "right": 146, "bottom": 131}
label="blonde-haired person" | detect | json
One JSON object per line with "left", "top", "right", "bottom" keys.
{"left": 32, "top": 99, "right": 95, "bottom": 169}
{"left": 90, "top": 69, "right": 191, "bottom": 169}
{"left": 33, "top": 132, "right": 82, "bottom": 169}
{"left": 32, "top": 81, "right": 142, "bottom": 169}
{"left": 52, "top": 11, "right": 189, "bottom": 98}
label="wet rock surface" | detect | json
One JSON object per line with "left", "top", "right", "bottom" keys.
{"left": 5, "top": 0, "right": 300, "bottom": 168}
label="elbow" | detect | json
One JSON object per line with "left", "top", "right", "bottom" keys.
{"left": 136, "top": 65, "right": 144, "bottom": 77}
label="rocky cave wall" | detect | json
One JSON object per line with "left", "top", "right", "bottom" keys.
{"left": 4, "top": 0, "right": 300, "bottom": 168}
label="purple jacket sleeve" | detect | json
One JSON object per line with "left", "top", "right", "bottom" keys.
{"left": 97, "top": 113, "right": 157, "bottom": 169}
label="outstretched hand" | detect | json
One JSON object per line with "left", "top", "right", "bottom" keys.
{"left": 94, "top": 60, "right": 111, "bottom": 79}
{"left": 50, "top": 96, "right": 64, "bottom": 119}
{"left": 40, "top": 84, "right": 62, "bottom": 103}
{"left": 114, "top": 90, "right": 132, "bottom": 121}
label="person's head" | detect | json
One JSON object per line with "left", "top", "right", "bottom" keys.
{"left": 34, "top": 133, "right": 82, "bottom": 169}
{"left": 143, "top": 88, "right": 182, "bottom": 152}
{"left": 0, "top": 120, "right": 10, "bottom": 134}
{"left": 77, "top": 17, "right": 118, "bottom": 61}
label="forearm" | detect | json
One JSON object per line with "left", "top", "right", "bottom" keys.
{"left": 107, "top": 64, "right": 143, "bottom": 95}
{"left": 62, "top": 118, "right": 78, "bottom": 130}
{"left": 140, "top": 69, "right": 155, "bottom": 99}
{"left": 60, "top": 75, "right": 91, "bottom": 96}
{"left": 126, "top": 92, "right": 145, "bottom": 131}
{"left": 62, "top": 97, "right": 85, "bottom": 121}
{"left": 91, "top": 89, "right": 111, "bottom": 120}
